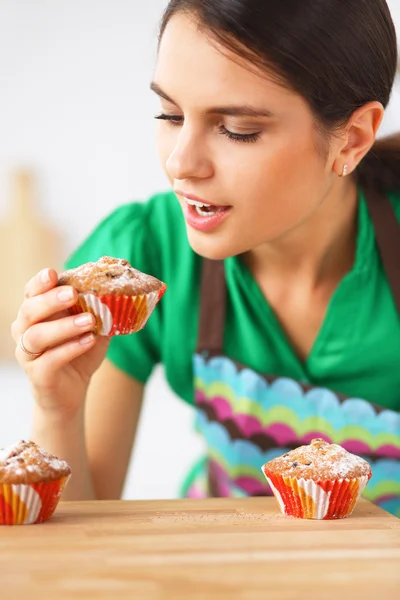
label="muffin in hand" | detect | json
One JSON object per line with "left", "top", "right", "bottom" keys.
{"left": 262, "top": 438, "right": 372, "bottom": 520}
{"left": 58, "top": 256, "right": 167, "bottom": 336}
{"left": 0, "top": 440, "right": 71, "bottom": 525}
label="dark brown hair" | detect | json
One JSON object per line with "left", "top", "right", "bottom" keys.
{"left": 159, "top": 0, "right": 400, "bottom": 193}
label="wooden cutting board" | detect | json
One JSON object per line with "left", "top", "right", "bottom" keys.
{"left": 0, "top": 497, "right": 399, "bottom": 599}
{"left": 0, "top": 170, "right": 63, "bottom": 359}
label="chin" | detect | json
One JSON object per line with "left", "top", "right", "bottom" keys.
{"left": 186, "top": 229, "right": 240, "bottom": 261}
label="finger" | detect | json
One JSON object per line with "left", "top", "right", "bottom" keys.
{"left": 15, "top": 313, "right": 96, "bottom": 359}
{"left": 28, "top": 336, "right": 110, "bottom": 386}
{"left": 12, "top": 285, "right": 79, "bottom": 342}
{"left": 17, "top": 333, "right": 43, "bottom": 362}
{"left": 44, "top": 334, "right": 110, "bottom": 372}
{"left": 24, "top": 268, "right": 59, "bottom": 299}
{"left": 21, "top": 334, "right": 98, "bottom": 383}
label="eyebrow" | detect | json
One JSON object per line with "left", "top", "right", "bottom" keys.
{"left": 150, "top": 82, "right": 274, "bottom": 118}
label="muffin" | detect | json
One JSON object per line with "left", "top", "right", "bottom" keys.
{"left": 261, "top": 438, "right": 372, "bottom": 520}
{"left": 0, "top": 440, "right": 71, "bottom": 525}
{"left": 58, "top": 256, "right": 167, "bottom": 336}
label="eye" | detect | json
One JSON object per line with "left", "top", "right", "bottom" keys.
{"left": 219, "top": 126, "right": 261, "bottom": 143}
{"left": 155, "top": 113, "right": 261, "bottom": 143}
{"left": 154, "top": 113, "right": 183, "bottom": 125}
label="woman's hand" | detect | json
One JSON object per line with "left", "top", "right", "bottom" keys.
{"left": 12, "top": 268, "right": 111, "bottom": 419}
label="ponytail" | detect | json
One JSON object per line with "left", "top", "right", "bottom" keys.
{"left": 356, "top": 133, "right": 400, "bottom": 193}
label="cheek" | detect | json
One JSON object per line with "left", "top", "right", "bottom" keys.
{"left": 225, "top": 139, "right": 328, "bottom": 232}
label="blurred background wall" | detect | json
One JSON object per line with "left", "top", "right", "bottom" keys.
{"left": 0, "top": 0, "right": 399, "bottom": 499}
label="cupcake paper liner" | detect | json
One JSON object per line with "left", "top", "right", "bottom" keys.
{"left": 0, "top": 475, "right": 70, "bottom": 525}
{"left": 68, "top": 287, "right": 166, "bottom": 336}
{"left": 264, "top": 471, "right": 370, "bottom": 520}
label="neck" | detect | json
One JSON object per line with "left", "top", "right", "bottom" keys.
{"left": 244, "top": 179, "right": 359, "bottom": 288}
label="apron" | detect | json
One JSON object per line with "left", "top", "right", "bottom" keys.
{"left": 187, "top": 188, "right": 400, "bottom": 518}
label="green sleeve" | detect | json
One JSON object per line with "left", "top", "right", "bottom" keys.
{"left": 64, "top": 200, "right": 163, "bottom": 383}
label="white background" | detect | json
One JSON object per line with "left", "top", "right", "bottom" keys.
{"left": 0, "top": 1, "right": 399, "bottom": 499}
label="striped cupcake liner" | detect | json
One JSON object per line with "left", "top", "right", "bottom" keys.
{"left": 68, "top": 287, "right": 166, "bottom": 336}
{"left": 263, "top": 470, "right": 370, "bottom": 520}
{"left": 0, "top": 475, "right": 70, "bottom": 525}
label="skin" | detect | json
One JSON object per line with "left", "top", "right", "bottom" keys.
{"left": 11, "top": 11, "right": 384, "bottom": 499}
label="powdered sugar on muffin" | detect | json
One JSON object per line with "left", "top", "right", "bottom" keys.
{"left": 264, "top": 438, "right": 372, "bottom": 481}
{"left": 0, "top": 440, "right": 71, "bottom": 485}
{"left": 57, "top": 256, "right": 165, "bottom": 297}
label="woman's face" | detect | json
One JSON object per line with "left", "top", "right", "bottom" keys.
{"left": 153, "top": 13, "right": 338, "bottom": 260}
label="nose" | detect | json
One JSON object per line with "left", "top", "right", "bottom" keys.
{"left": 166, "top": 125, "right": 214, "bottom": 181}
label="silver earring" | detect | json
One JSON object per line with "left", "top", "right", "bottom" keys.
{"left": 342, "top": 164, "right": 348, "bottom": 177}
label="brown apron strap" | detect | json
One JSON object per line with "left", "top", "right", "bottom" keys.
{"left": 196, "top": 258, "right": 226, "bottom": 354}
{"left": 364, "top": 188, "right": 400, "bottom": 315}
{"left": 196, "top": 189, "right": 400, "bottom": 354}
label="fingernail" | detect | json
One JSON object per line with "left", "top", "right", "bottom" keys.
{"left": 79, "top": 333, "right": 95, "bottom": 345}
{"left": 58, "top": 288, "right": 74, "bottom": 302}
{"left": 41, "top": 269, "right": 50, "bottom": 284}
{"left": 74, "top": 314, "right": 93, "bottom": 327}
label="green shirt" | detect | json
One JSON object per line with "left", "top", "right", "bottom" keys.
{"left": 65, "top": 189, "right": 400, "bottom": 411}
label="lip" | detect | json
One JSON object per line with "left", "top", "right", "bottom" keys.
{"left": 183, "top": 200, "right": 232, "bottom": 232}
{"left": 174, "top": 190, "right": 218, "bottom": 207}
{"left": 174, "top": 190, "right": 232, "bottom": 232}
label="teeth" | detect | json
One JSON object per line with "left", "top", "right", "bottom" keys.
{"left": 185, "top": 198, "right": 211, "bottom": 208}
{"left": 195, "top": 205, "right": 213, "bottom": 216}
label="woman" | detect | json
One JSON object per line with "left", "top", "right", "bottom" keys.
{"left": 12, "top": 0, "right": 400, "bottom": 516}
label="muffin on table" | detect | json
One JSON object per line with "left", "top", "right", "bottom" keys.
{"left": 262, "top": 438, "right": 372, "bottom": 520}
{"left": 0, "top": 440, "right": 71, "bottom": 525}
{"left": 57, "top": 256, "right": 167, "bottom": 336}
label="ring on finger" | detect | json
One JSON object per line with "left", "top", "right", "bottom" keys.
{"left": 19, "top": 332, "right": 43, "bottom": 359}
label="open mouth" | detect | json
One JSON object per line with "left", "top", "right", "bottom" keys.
{"left": 175, "top": 190, "right": 232, "bottom": 232}
{"left": 185, "top": 198, "right": 229, "bottom": 216}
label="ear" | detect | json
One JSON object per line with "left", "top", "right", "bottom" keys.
{"left": 333, "top": 101, "right": 384, "bottom": 177}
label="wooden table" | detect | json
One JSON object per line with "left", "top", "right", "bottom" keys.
{"left": 1, "top": 497, "right": 399, "bottom": 599}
